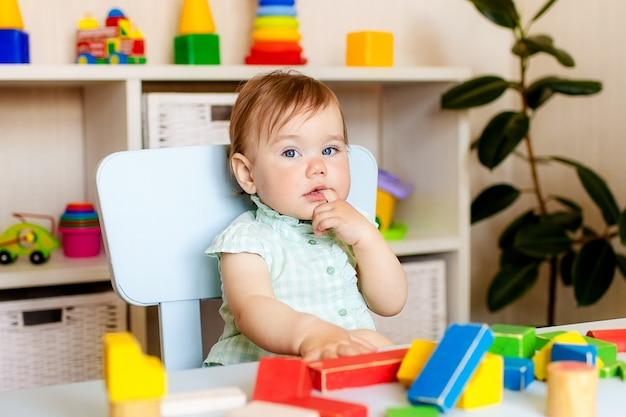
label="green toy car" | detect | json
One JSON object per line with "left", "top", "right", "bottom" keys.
{"left": 0, "top": 213, "right": 60, "bottom": 265}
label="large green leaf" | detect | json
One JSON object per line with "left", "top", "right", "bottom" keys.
{"left": 441, "top": 76, "right": 510, "bottom": 109}
{"left": 526, "top": 77, "right": 602, "bottom": 109}
{"left": 498, "top": 210, "right": 539, "bottom": 248}
{"left": 572, "top": 239, "right": 616, "bottom": 306}
{"left": 487, "top": 262, "right": 540, "bottom": 311}
{"left": 471, "top": 184, "right": 521, "bottom": 223}
{"left": 514, "top": 221, "right": 572, "bottom": 258}
{"left": 552, "top": 157, "right": 620, "bottom": 226}
{"left": 512, "top": 35, "right": 574, "bottom": 67}
{"left": 544, "top": 210, "right": 583, "bottom": 232}
{"left": 619, "top": 208, "right": 626, "bottom": 246}
{"left": 477, "top": 111, "right": 529, "bottom": 169}
{"left": 469, "top": 0, "right": 519, "bottom": 29}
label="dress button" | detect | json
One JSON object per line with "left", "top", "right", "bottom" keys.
{"left": 308, "top": 239, "right": 317, "bottom": 245}
{"left": 326, "top": 266, "right": 335, "bottom": 275}
{"left": 338, "top": 308, "right": 348, "bottom": 317}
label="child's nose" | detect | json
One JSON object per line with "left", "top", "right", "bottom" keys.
{"left": 307, "top": 157, "right": 327, "bottom": 176}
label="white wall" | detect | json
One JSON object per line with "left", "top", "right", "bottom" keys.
{"left": 14, "top": 0, "right": 626, "bottom": 326}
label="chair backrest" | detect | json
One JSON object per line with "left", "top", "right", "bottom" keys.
{"left": 96, "top": 144, "right": 378, "bottom": 371}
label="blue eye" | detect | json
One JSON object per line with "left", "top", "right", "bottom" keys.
{"left": 283, "top": 149, "right": 297, "bottom": 158}
{"left": 322, "top": 147, "right": 337, "bottom": 156}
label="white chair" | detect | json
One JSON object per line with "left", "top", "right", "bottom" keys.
{"left": 96, "top": 144, "right": 378, "bottom": 371}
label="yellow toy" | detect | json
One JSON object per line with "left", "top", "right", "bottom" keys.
{"left": 376, "top": 169, "right": 413, "bottom": 240}
{"left": 456, "top": 353, "right": 503, "bottom": 410}
{"left": 396, "top": 339, "right": 437, "bottom": 387}
{"left": 174, "top": 0, "right": 220, "bottom": 64}
{"left": 346, "top": 31, "right": 393, "bottom": 67}
{"left": 103, "top": 332, "right": 167, "bottom": 404}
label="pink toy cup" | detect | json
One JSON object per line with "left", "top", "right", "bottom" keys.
{"left": 59, "top": 202, "right": 102, "bottom": 258}
{"left": 58, "top": 226, "right": 102, "bottom": 257}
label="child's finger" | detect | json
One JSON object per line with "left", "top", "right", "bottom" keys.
{"left": 319, "top": 188, "right": 339, "bottom": 203}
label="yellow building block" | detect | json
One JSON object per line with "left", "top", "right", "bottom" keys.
{"left": 103, "top": 332, "right": 167, "bottom": 403}
{"left": 532, "top": 331, "right": 587, "bottom": 381}
{"left": 376, "top": 188, "right": 396, "bottom": 232}
{"left": 396, "top": 339, "right": 437, "bottom": 387}
{"left": 346, "top": 31, "right": 393, "bottom": 67}
{"left": 456, "top": 353, "right": 503, "bottom": 410}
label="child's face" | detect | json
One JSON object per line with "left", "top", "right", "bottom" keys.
{"left": 247, "top": 103, "right": 350, "bottom": 220}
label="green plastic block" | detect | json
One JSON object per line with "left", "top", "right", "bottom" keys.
{"left": 584, "top": 335, "right": 618, "bottom": 364}
{"left": 386, "top": 405, "right": 439, "bottom": 417}
{"left": 599, "top": 359, "right": 620, "bottom": 378}
{"left": 174, "top": 33, "right": 220, "bottom": 65}
{"left": 489, "top": 324, "right": 536, "bottom": 358}
{"left": 535, "top": 330, "right": 566, "bottom": 351}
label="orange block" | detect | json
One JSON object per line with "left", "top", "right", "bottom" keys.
{"left": 346, "top": 31, "right": 393, "bottom": 67}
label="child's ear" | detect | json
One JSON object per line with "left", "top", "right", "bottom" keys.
{"left": 231, "top": 153, "right": 257, "bottom": 195}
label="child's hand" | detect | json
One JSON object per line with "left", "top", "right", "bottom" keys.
{"left": 312, "top": 188, "right": 377, "bottom": 245}
{"left": 299, "top": 325, "right": 377, "bottom": 362}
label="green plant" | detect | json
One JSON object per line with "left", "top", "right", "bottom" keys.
{"left": 441, "top": 0, "right": 626, "bottom": 326}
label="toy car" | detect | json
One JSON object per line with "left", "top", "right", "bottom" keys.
{"left": 0, "top": 213, "right": 60, "bottom": 265}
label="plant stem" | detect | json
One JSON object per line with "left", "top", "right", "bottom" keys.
{"left": 519, "top": 54, "right": 555, "bottom": 325}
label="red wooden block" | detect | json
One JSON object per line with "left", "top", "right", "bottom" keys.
{"left": 253, "top": 357, "right": 313, "bottom": 402}
{"left": 586, "top": 329, "right": 626, "bottom": 352}
{"left": 283, "top": 396, "right": 367, "bottom": 417}
{"left": 307, "top": 348, "right": 409, "bottom": 392}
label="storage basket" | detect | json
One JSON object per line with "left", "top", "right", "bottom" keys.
{"left": 371, "top": 258, "right": 447, "bottom": 344}
{"left": 142, "top": 92, "right": 239, "bottom": 149}
{"left": 0, "top": 286, "right": 126, "bottom": 391}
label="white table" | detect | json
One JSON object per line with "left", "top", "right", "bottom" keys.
{"left": 2, "top": 318, "right": 626, "bottom": 417}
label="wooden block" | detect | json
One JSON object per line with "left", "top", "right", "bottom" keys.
{"left": 307, "top": 348, "right": 408, "bottom": 392}
{"left": 546, "top": 361, "right": 598, "bottom": 417}
{"left": 489, "top": 324, "right": 536, "bottom": 358}
{"left": 283, "top": 396, "right": 367, "bottom": 417}
{"left": 161, "top": 387, "right": 246, "bottom": 416}
{"left": 396, "top": 340, "right": 437, "bottom": 387}
{"left": 406, "top": 323, "right": 494, "bottom": 412}
{"left": 532, "top": 331, "right": 587, "bottom": 381}
{"left": 253, "top": 357, "right": 313, "bottom": 402}
{"left": 109, "top": 399, "right": 160, "bottom": 417}
{"left": 225, "top": 400, "right": 320, "bottom": 417}
{"left": 551, "top": 343, "right": 598, "bottom": 366}
{"left": 586, "top": 328, "right": 626, "bottom": 352}
{"left": 386, "top": 405, "right": 439, "bottom": 416}
{"left": 583, "top": 335, "right": 618, "bottom": 364}
{"left": 456, "top": 353, "right": 503, "bottom": 410}
{"left": 502, "top": 356, "right": 534, "bottom": 391}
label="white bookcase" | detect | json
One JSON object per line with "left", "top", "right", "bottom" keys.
{"left": 0, "top": 65, "right": 470, "bottom": 347}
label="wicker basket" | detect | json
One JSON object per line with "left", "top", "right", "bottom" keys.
{"left": 0, "top": 288, "right": 126, "bottom": 391}
{"left": 142, "top": 92, "right": 238, "bottom": 149}
{"left": 372, "top": 258, "right": 447, "bottom": 344}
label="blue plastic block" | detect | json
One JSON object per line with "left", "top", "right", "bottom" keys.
{"left": 503, "top": 356, "right": 534, "bottom": 391}
{"left": 407, "top": 323, "right": 495, "bottom": 412}
{"left": 0, "top": 29, "right": 29, "bottom": 63}
{"left": 551, "top": 342, "right": 598, "bottom": 366}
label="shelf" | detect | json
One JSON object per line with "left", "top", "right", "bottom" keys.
{"left": 0, "top": 64, "right": 470, "bottom": 85}
{"left": 390, "top": 236, "right": 461, "bottom": 257}
{"left": 0, "top": 253, "right": 110, "bottom": 290}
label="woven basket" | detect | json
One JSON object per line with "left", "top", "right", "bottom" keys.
{"left": 0, "top": 290, "right": 126, "bottom": 391}
{"left": 372, "top": 259, "right": 447, "bottom": 344}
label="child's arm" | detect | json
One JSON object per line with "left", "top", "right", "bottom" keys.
{"left": 314, "top": 189, "right": 408, "bottom": 317}
{"left": 219, "top": 252, "right": 377, "bottom": 361}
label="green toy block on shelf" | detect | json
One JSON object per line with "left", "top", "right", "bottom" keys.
{"left": 174, "top": 33, "right": 220, "bottom": 65}
{"left": 488, "top": 324, "right": 536, "bottom": 358}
